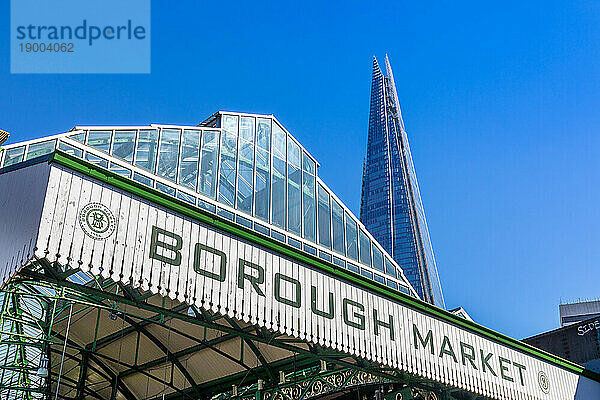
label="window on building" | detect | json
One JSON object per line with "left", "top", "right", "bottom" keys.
{"left": 112, "top": 130, "right": 136, "bottom": 162}
{"left": 287, "top": 163, "right": 301, "bottom": 235}
{"left": 302, "top": 172, "right": 316, "bottom": 242}
{"left": 26, "top": 140, "right": 56, "bottom": 160}
{"left": 359, "top": 228, "right": 371, "bottom": 266}
{"left": 384, "top": 257, "right": 396, "bottom": 278}
{"left": 87, "top": 130, "right": 111, "bottom": 153}
{"left": 237, "top": 118, "right": 254, "bottom": 214}
{"left": 135, "top": 129, "right": 159, "bottom": 173}
{"left": 271, "top": 156, "right": 286, "bottom": 229}
{"left": 179, "top": 130, "right": 201, "bottom": 190}
{"left": 157, "top": 129, "right": 181, "bottom": 182}
{"left": 255, "top": 146, "right": 270, "bottom": 222}
{"left": 317, "top": 183, "right": 332, "bottom": 249}
{"left": 218, "top": 116, "right": 238, "bottom": 207}
{"left": 372, "top": 246, "right": 384, "bottom": 273}
{"left": 302, "top": 152, "right": 315, "bottom": 174}
{"left": 345, "top": 212, "right": 358, "bottom": 261}
{"left": 3, "top": 146, "right": 25, "bottom": 167}
{"left": 198, "top": 131, "right": 219, "bottom": 198}
{"left": 332, "top": 199, "right": 345, "bottom": 255}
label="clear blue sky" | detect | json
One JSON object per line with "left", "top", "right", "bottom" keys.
{"left": 1, "top": 1, "right": 599, "bottom": 339}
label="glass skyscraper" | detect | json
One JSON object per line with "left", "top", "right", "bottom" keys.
{"left": 360, "top": 55, "right": 445, "bottom": 308}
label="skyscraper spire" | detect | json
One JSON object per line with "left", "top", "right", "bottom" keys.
{"left": 383, "top": 54, "right": 406, "bottom": 132}
{"left": 361, "top": 55, "right": 445, "bottom": 308}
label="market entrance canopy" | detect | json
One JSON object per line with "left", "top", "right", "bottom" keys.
{"left": 1, "top": 114, "right": 599, "bottom": 400}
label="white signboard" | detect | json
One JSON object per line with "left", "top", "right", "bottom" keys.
{"left": 2, "top": 163, "right": 599, "bottom": 400}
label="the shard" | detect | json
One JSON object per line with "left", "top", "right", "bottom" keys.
{"left": 360, "top": 55, "right": 445, "bottom": 308}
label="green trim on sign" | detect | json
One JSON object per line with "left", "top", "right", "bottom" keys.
{"left": 47, "top": 150, "right": 600, "bottom": 383}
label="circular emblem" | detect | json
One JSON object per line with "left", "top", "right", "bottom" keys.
{"left": 538, "top": 371, "right": 550, "bottom": 394}
{"left": 79, "top": 203, "right": 116, "bottom": 240}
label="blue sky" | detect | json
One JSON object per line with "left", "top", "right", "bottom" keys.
{"left": 1, "top": 1, "right": 599, "bottom": 339}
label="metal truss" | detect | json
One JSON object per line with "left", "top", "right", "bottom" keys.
{"left": 0, "top": 260, "right": 490, "bottom": 400}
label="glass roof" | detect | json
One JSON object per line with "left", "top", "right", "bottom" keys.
{"left": 0, "top": 111, "right": 418, "bottom": 297}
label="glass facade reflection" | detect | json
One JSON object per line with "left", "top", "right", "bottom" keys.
{"left": 0, "top": 111, "right": 418, "bottom": 297}
{"left": 360, "top": 55, "right": 445, "bottom": 308}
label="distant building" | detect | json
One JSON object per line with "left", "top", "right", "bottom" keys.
{"left": 524, "top": 314, "right": 600, "bottom": 373}
{"left": 560, "top": 300, "right": 600, "bottom": 327}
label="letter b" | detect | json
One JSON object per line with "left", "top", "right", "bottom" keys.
{"left": 150, "top": 226, "right": 182, "bottom": 266}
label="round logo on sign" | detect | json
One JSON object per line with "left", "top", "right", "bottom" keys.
{"left": 538, "top": 371, "right": 550, "bottom": 394}
{"left": 79, "top": 203, "right": 116, "bottom": 240}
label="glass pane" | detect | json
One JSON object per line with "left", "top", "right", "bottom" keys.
{"left": 218, "top": 130, "right": 237, "bottom": 207}
{"left": 109, "top": 163, "right": 132, "bottom": 178}
{"left": 236, "top": 215, "right": 253, "bottom": 229}
{"left": 271, "top": 230, "right": 286, "bottom": 243}
{"left": 386, "top": 280, "right": 399, "bottom": 290}
{"left": 384, "top": 258, "right": 396, "bottom": 278}
{"left": 133, "top": 172, "right": 154, "bottom": 187}
{"left": 3, "top": 146, "right": 25, "bottom": 167}
{"left": 85, "top": 153, "right": 108, "bottom": 168}
{"left": 287, "top": 164, "right": 301, "bottom": 235}
{"left": 198, "top": 131, "right": 219, "bottom": 199}
{"left": 257, "top": 118, "right": 271, "bottom": 150}
{"left": 372, "top": 246, "right": 384, "bottom": 272}
{"left": 288, "top": 237, "right": 301, "bottom": 249}
{"left": 303, "top": 243, "right": 317, "bottom": 256}
{"left": 179, "top": 130, "right": 201, "bottom": 190}
{"left": 333, "top": 256, "right": 345, "bottom": 268}
{"left": 135, "top": 129, "right": 159, "bottom": 172}
{"left": 361, "top": 269, "right": 373, "bottom": 279}
{"left": 271, "top": 156, "right": 286, "bottom": 229}
{"left": 217, "top": 207, "right": 234, "bottom": 221}
{"left": 302, "top": 152, "right": 315, "bottom": 174}
{"left": 177, "top": 191, "right": 196, "bottom": 205}
{"left": 197, "top": 199, "right": 216, "bottom": 213}
{"left": 69, "top": 132, "right": 86, "bottom": 143}
{"left": 223, "top": 115, "right": 239, "bottom": 136}
{"left": 87, "top": 130, "right": 112, "bottom": 153}
{"left": 157, "top": 129, "right": 181, "bottom": 182}
{"left": 398, "top": 285, "right": 410, "bottom": 295}
{"left": 218, "top": 115, "right": 238, "bottom": 206}
{"left": 302, "top": 173, "right": 316, "bottom": 242}
{"left": 236, "top": 139, "right": 254, "bottom": 214}
{"left": 156, "top": 181, "right": 176, "bottom": 196}
{"left": 254, "top": 147, "right": 270, "bottom": 222}
{"left": 319, "top": 251, "right": 332, "bottom": 262}
{"left": 255, "top": 222, "right": 270, "bottom": 236}
{"left": 287, "top": 139, "right": 301, "bottom": 167}
{"left": 345, "top": 212, "right": 358, "bottom": 261}
{"left": 112, "top": 130, "right": 136, "bottom": 162}
{"left": 26, "top": 140, "right": 56, "bottom": 160}
{"left": 58, "top": 141, "right": 83, "bottom": 158}
{"left": 272, "top": 123, "right": 286, "bottom": 160}
{"left": 317, "top": 184, "right": 331, "bottom": 249}
{"left": 240, "top": 116, "right": 255, "bottom": 143}
{"left": 331, "top": 199, "right": 345, "bottom": 255}
{"left": 396, "top": 268, "right": 404, "bottom": 282}
{"left": 359, "top": 229, "right": 372, "bottom": 266}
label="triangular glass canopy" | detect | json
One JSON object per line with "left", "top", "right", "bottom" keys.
{"left": 0, "top": 112, "right": 417, "bottom": 296}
